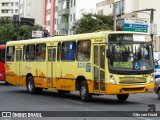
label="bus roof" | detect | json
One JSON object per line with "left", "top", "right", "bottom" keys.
{"left": 6, "top": 31, "right": 150, "bottom": 46}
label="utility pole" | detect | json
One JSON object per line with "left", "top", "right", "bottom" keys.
{"left": 113, "top": 2, "right": 117, "bottom": 31}
{"left": 150, "top": 9, "right": 154, "bottom": 41}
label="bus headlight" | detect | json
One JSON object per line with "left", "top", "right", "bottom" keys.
{"left": 150, "top": 74, "right": 155, "bottom": 83}
{"left": 110, "top": 74, "right": 116, "bottom": 84}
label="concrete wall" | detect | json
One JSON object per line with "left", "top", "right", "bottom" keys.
{"left": 30, "top": 0, "right": 43, "bottom": 25}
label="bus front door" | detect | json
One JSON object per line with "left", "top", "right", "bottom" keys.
{"left": 93, "top": 44, "right": 105, "bottom": 92}
{"left": 15, "top": 49, "right": 22, "bottom": 85}
{"left": 47, "top": 47, "right": 56, "bottom": 88}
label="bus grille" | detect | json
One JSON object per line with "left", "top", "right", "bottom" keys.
{"left": 122, "top": 87, "right": 145, "bottom": 92}
{"left": 119, "top": 77, "right": 147, "bottom": 84}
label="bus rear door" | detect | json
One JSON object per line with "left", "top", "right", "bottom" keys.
{"left": 93, "top": 44, "right": 106, "bottom": 92}
{"left": 47, "top": 47, "right": 56, "bottom": 88}
{"left": 15, "top": 49, "right": 22, "bottom": 85}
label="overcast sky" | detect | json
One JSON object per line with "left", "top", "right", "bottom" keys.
{"left": 78, "top": 0, "right": 104, "bottom": 13}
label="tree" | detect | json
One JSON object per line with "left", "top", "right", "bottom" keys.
{"left": 72, "top": 13, "right": 113, "bottom": 34}
{"left": 0, "top": 17, "right": 43, "bottom": 44}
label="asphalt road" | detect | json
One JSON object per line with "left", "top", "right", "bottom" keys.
{"left": 0, "top": 81, "right": 160, "bottom": 120}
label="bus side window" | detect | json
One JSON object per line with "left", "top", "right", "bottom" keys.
{"left": 0, "top": 49, "right": 5, "bottom": 62}
{"left": 0, "top": 50, "right": 1, "bottom": 62}
{"left": 66, "top": 42, "right": 76, "bottom": 61}
{"left": 57, "top": 42, "right": 61, "bottom": 61}
{"left": 6, "top": 46, "right": 14, "bottom": 61}
{"left": 77, "top": 40, "right": 91, "bottom": 61}
{"left": 26, "top": 44, "right": 35, "bottom": 61}
{"left": 61, "top": 42, "right": 67, "bottom": 60}
{"left": 35, "top": 44, "right": 46, "bottom": 61}
{"left": 23, "top": 45, "right": 26, "bottom": 61}
{"left": 61, "top": 42, "right": 76, "bottom": 61}
{"left": 3, "top": 49, "right": 5, "bottom": 62}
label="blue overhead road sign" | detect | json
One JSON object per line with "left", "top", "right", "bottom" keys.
{"left": 124, "top": 23, "right": 148, "bottom": 29}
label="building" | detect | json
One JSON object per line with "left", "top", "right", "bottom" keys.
{"left": 0, "top": 0, "right": 43, "bottom": 25}
{"left": 0, "top": 0, "right": 19, "bottom": 18}
{"left": 42, "top": 0, "right": 102, "bottom": 36}
{"left": 19, "top": 0, "right": 43, "bottom": 25}
{"left": 96, "top": 0, "right": 160, "bottom": 51}
{"left": 42, "top": 0, "right": 56, "bottom": 36}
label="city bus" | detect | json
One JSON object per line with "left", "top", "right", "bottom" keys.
{"left": 0, "top": 45, "right": 5, "bottom": 81}
{"left": 5, "top": 31, "right": 155, "bottom": 101}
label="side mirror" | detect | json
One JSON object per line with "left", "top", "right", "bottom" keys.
{"left": 106, "top": 49, "right": 110, "bottom": 58}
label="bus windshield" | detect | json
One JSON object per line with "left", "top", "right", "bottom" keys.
{"left": 108, "top": 34, "right": 154, "bottom": 74}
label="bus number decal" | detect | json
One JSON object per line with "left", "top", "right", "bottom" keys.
{"left": 115, "top": 45, "right": 132, "bottom": 52}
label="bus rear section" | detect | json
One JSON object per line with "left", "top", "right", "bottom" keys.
{"left": 0, "top": 45, "right": 5, "bottom": 81}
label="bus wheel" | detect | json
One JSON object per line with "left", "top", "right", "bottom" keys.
{"left": 79, "top": 81, "right": 92, "bottom": 102}
{"left": 27, "top": 76, "right": 43, "bottom": 94}
{"left": 58, "top": 90, "right": 71, "bottom": 94}
{"left": 158, "top": 89, "right": 160, "bottom": 99}
{"left": 116, "top": 94, "right": 129, "bottom": 101}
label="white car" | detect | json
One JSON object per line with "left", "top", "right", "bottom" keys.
{"left": 154, "top": 78, "right": 160, "bottom": 99}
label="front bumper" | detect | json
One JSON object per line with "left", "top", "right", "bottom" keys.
{"left": 106, "top": 83, "right": 154, "bottom": 95}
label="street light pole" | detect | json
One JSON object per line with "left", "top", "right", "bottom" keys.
{"left": 91, "top": 16, "right": 110, "bottom": 30}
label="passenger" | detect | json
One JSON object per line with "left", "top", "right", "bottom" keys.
{"left": 155, "top": 59, "right": 159, "bottom": 68}
{"left": 36, "top": 53, "right": 43, "bottom": 61}
{"left": 83, "top": 52, "right": 90, "bottom": 61}
{"left": 77, "top": 51, "right": 85, "bottom": 61}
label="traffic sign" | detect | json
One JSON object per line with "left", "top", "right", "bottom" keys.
{"left": 32, "top": 31, "right": 43, "bottom": 38}
{"left": 124, "top": 23, "right": 148, "bottom": 32}
{"left": 123, "top": 18, "right": 149, "bottom": 33}
{"left": 124, "top": 18, "right": 148, "bottom": 25}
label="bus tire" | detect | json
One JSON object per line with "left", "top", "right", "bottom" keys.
{"left": 79, "top": 80, "right": 92, "bottom": 102}
{"left": 58, "top": 90, "right": 71, "bottom": 94}
{"left": 116, "top": 94, "right": 129, "bottom": 101}
{"left": 158, "top": 89, "right": 160, "bottom": 99}
{"left": 27, "top": 76, "right": 43, "bottom": 94}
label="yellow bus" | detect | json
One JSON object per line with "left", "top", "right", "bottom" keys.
{"left": 5, "top": 31, "right": 155, "bottom": 101}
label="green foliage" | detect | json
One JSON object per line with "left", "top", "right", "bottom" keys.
{"left": 72, "top": 13, "right": 113, "bottom": 34}
{"left": 0, "top": 17, "right": 43, "bottom": 44}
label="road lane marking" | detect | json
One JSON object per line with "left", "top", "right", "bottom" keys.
{"left": 66, "top": 99, "right": 84, "bottom": 104}
{"left": 130, "top": 98, "right": 160, "bottom": 104}
{"left": 138, "top": 117, "right": 152, "bottom": 120}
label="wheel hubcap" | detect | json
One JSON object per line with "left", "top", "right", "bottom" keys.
{"left": 81, "top": 86, "right": 86, "bottom": 99}
{"left": 28, "top": 81, "right": 33, "bottom": 91}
